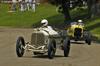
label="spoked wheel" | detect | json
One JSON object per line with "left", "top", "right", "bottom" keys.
{"left": 48, "top": 39, "right": 56, "bottom": 59}
{"left": 16, "top": 36, "right": 25, "bottom": 57}
{"left": 85, "top": 38, "right": 91, "bottom": 45}
{"left": 85, "top": 33, "right": 91, "bottom": 45}
{"left": 83, "top": 31, "right": 92, "bottom": 45}
{"left": 63, "top": 38, "right": 70, "bottom": 57}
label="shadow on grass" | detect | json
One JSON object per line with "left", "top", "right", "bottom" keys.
{"left": 32, "top": 14, "right": 89, "bottom": 29}
{"left": 72, "top": 14, "right": 89, "bottom": 22}
{"left": 32, "top": 14, "right": 69, "bottom": 29}
{"left": 32, "top": 10, "right": 90, "bottom": 29}
{"left": 86, "top": 17, "right": 100, "bottom": 43}
{"left": 85, "top": 21, "right": 100, "bottom": 31}
{"left": 92, "top": 35, "right": 100, "bottom": 43}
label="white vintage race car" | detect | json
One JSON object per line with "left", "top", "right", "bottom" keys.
{"left": 16, "top": 27, "right": 70, "bottom": 59}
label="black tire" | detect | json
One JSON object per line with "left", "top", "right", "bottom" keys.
{"left": 63, "top": 38, "right": 70, "bottom": 57}
{"left": 48, "top": 39, "right": 56, "bottom": 59}
{"left": 83, "top": 31, "right": 92, "bottom": 45}
{"left": 86, "top": 32, "right": 91, "bottom": 45}
{"left": 16, "top": 36, "right": 25, "bottom": 57}
{"left": 85, "top": 38, "right": 91, "bottom": 45}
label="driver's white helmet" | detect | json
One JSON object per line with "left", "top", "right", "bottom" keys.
{"left": 41, "top": 19, "right": 48, "bottom": 26}
{"left": 78, "top": 20, "right": 83, "bottom": 23}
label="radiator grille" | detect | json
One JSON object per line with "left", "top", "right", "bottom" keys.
{"left": 74, "top": 28, "right": 82, "bottom": 37}
{"left": 31, "top": 32, "right": 45, "bottom": 47}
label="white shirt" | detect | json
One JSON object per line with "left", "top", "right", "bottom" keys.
{"left": 25, "top": 0, "right": 28, "bottom": 2}
{"left": 33, "top": 0, "right": 36, "bottom": 3}
{"left": 12, "top": 0, "right": 17, "bottom": 3}
{"left": 18, "top": 0, "right": 22, "bottom": 2}
{"left": 28, "top": 0, "right": 32, "bottom": 2}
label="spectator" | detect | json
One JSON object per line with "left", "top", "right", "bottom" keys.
{"left": 28, "top": 0, "right": 32, "bottom": 10}
{"left": 32, "top": 0, "right": 36, "bottom": 12}
{"left": 20, "top": 0, "right": 26, "bottom": 11}
{"left": 18, "top": 0, "right": 22, "bottom": 10}
{"left": 25, "top": 0, "right": 29, "bottom": 10}
{"left": 11, "top": 0, "right": 17, "bottom": 12}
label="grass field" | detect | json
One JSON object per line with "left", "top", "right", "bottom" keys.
{"left": 86, "top": 18, "right": 100, "bottom": 40}
{"left": 0, "top": 3, "right": 100, "bottom": 39}
{"left": 0, "top": 3, "right": 64, "bottom": 27}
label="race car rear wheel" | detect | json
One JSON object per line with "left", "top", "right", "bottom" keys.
{"left": 48, "top": 39, "right": 56, "bottom": 59}
{"left": 63, "top": 38, "right": 70, "bottom": 57}
{"left": 16, "top": 36, "right": 25, "bottom": 57}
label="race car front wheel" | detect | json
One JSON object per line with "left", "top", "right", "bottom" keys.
{"left": 63, "top": 38, "right": 70, "bottom": 57}
{"left": 16, "top": 36, "right": 25, "bottom": 57}
{"left": 83, "top": 31, "right": 92, "bottom": 45}
{"left": 48, "top": 39, "right": 56, "bottom": 59}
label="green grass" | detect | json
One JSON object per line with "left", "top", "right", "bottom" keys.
{"left": 0, "top": 3, "right": 64, "bottom": 27}
{"left": 86, "top": 18, "right": 100, "bottom": 40}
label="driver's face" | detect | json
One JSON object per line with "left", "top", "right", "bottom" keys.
{"left": 41, "top": 23, "right": 45, "bottom": 26}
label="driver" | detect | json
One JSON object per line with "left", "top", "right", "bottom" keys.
{"left": 77, "top": 19, "right": 84, "bottom": 27}
{"left": 40, "top": 19, "right": 58, "bottom": 35}
{"left": 41, "top": 19, "right": 53, "bottom": 29}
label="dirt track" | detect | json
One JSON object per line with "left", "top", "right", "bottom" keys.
{"left": 0, "top": 28, "right": 100, "bottom": 66}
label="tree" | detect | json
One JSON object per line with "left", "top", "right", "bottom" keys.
{"left": 49, "top": 0, "right": 71, "bottom": 24}
{"left": 49, "top": 0, "right": 99, "bottom": 23}
{"left": 87, "top": 0, "right": 96, "bottom": 18}
{"left": 86, "top": 0, "right": 100, "bottom": 18}
{"left": 49, "top": 0, "right": 88, "bottom": 24}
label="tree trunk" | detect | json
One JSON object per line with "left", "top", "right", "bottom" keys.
{"left": 61, "top": 0, "right": 71, "bottom": 24}
{"left": 87, "top": 0, "right": 97, "bottom": 18}
{"left": 95, "top": 0, "right": 100, "bottom": 16}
